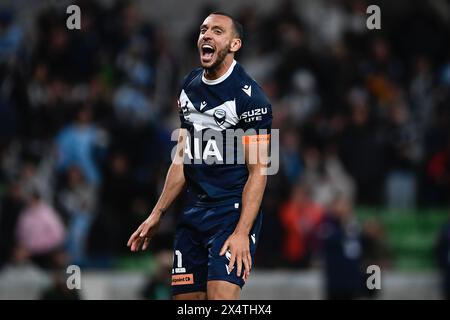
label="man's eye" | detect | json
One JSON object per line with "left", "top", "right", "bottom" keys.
{"left": 200, "top": 29, "right": 206, "bottom": 34}
{"left": 214, "top": 30, "right": 222, "bottom": 35}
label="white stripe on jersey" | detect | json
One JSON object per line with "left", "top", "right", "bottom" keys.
{"left": 179, "top": 89, "right": 239, "bottom": 131}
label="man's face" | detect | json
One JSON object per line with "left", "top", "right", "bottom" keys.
{"left": 197, "top": 14, "right": 239, "bottom": 70}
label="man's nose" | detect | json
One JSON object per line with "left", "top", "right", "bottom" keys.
{"left": 202, "top": 29, "right": 213, "bottom": 40}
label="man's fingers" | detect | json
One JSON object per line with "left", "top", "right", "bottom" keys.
{"left": 130, "top": 238, "right": 138, "bottom": 251}
{"left": 242, "top": 256, "right": 251, "bottom": 281}
{"left": 140, "top": 222, "right": 150, "bottom": 238}
{"left": 136, "top": 237, "right": 144, "bottom": 251}
{"left": 236, "top": 254, "right": 243, "bottom": 277}
{"left": 127, "top": 232, "right": 136, "bottom": 247}
{"left": 220, "top": 241, "right": 229, "bottom": 256}
{"left": 142, "top": 237, "right": 151, "bottom": 250}
{"left": 128, "top": 232, "right": 139, "bottom": 247}
{"left": 242, "top": 254, "right": 250, "bottom": 279}
{"left": 127, "top": 224, "right": 143, "bottom": 246}
{"left": 131, "top": 237, "right": 143, "bottom": 252}
{"left": 228, "top": 251, "right": 236, "bottom": 273}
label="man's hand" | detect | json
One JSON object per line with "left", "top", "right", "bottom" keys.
{"left": 127, "top": 210, "right": 162, "bottom": 252}
{"left": 219, "top": 232, "right": 251, "bottom": 281}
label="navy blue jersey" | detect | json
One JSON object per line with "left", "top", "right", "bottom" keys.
{"left": 178, "top": 60, "right": 272, "bottom": 205}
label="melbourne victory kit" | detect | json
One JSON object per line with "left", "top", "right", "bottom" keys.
{"left": 172, "top": 60, "right": 272, "bottom": 294}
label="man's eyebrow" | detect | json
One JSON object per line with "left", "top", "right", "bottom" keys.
{"left": 199, "top": 24, "right": 225, "bottom": 31}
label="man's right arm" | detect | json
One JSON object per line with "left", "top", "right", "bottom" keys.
{"left": 127, "top": 128, "right": 187, "bottom": 251}
{"left": 152, "top": 128, "right": 187, "bottom": 214}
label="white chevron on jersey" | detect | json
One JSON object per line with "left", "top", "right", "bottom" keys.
{"left": 242, "top": 84, "right": 252, "bottom": 97}
{"left": 179, "top": 89, "right": 239, "bottom": 131}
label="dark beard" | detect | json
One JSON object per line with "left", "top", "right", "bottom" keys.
{"left": 204, "top": 45, "right": 230, "bottom": 73}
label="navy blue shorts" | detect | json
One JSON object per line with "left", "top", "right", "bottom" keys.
{"left": 171, "top": 201, "right": 263, "bottom": 295}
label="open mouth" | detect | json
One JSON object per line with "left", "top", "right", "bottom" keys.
{"left": 201, "top": 44, "right": 215, "bottom": 62}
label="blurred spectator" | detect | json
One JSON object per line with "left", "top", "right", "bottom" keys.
{"left": 323, "top": 144, "right": 356, "bottom": 203}
{"left": 56, "top": 166, "right": 97, "bottom": 266}
{"left": 339, "top": 88, "right": 387, "bottom": 205}
{"left": 0, "top": 181, "right": 24, "bottom": 268}
{"left": 273, "top": 20, "right": 315, "bottom": 98}
{"left": 282, "top": 69, "right": 320, "bottom": 124}
{"left": 300, "top": 0, "right": 349, "bottom": 49}
{"left": 13, "top": 191, "right": 66, "bottom": 270}
{"left": 302, "top": 147, "right": 331, "bottom": 205}
{"left": 0, "top": 97, "right": 19, "bottom": 145}
{"left": 426, "top": 135, "right": 450, "bottom": 207}
{"left": 116, "top": 35, "right": 154, "bottom": 89}
{"left": 256, "top": 165, "right": 289, "bottom": 268}
{"left": 436, "top": 213, "right": 450, "bottom": 300}
{"left": 39, "top": 270, "right": 81, "bottom": 300}
{"left": 280, "top": 128, "right": 303, "bottom": 184}
{"left": 318, "top": 194, "right": 365, "bottom": 300}
{"left": 361, "top": 218, "right": 391, "bottom": 270}
{"left": 90, "top": 151, "right": 135, "bottom": 256}
{"left": 55, "top": 107, "right": 108, "bottom": 185}
{"left": 384, "top": 98, "right": 420, "bottom": 209}
{"left": 279, "top": 184, "right": 323, "bottom": 268}
{"left": 27, "top": 62, "right": 51, "bottom": 136}
{"left": 18, "top": 158, "right": 54, "bottom": 204}
{"left": 0, "top": 8, "right": 23, "bottom": 63}
{"left": 409, "top": 56, "right": 435, "bottom": 129}
{"left": 113, "top": 83, "right": 154, "bottom": 127}
{"left": 302, "top": 145, "right": 355, "bottom": 207}
{"left": 360, "top": 217, "right": 391, "bottom": 299}
{"left": 141, "top": 250, "right": 172, "bottom": 300}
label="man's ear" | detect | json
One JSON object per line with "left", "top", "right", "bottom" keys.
{"left": 230, "top": 38, "right": 242, "bottom": 53}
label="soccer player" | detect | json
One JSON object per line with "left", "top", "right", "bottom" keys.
{"left": 127, "top": 12, "right": 272, "bottom": 300}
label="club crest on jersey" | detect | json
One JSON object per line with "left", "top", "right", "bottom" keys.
{"left": 214, "top": 109, "right": 226, "bottom": 126}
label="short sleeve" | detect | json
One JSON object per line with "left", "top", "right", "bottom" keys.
{"left": 238, "top": 84, "right": 272, "bottom": 133}
{"left": 177, "top": 69, "right": 201, "bottom": 129}
{"left": 178, "top": 99, "right": 190, "bottom": 129}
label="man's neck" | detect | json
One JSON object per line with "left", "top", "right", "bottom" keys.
{"left": 203, "top": 55, "right": 235, "bottom": 80}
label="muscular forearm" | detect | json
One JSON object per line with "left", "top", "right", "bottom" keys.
{"left": 234, "top": 171, "right": 267, "bottom": 235}
{"left": 153, "top": 162, "right": 185, "bottom": 215}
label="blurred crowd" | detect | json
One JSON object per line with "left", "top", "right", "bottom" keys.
{"left": 0, "top": 0, "right": 450, "bottom": 299}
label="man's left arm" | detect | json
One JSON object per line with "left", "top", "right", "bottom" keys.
{"left": 220, "top": 139, "right": 269, "bottom": 280}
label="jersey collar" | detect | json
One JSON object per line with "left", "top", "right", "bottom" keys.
{"left": 201, "top": 59, "right": 237, "bottom": 85}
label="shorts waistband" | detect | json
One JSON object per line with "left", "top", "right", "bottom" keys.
{"left": 189, "top": 198, "right": 241, "bottom": 208}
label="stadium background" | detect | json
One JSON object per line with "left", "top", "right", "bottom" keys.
{"left": 0, "top": 0, "right": 449, "bottom": 299}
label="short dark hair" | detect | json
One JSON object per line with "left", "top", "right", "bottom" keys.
{"left": 209, "top": 11, "right": 243, "bottom": 40}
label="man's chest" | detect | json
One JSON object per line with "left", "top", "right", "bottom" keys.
{"left": 178, "top": 88, "right": 241, "bottom": 131}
